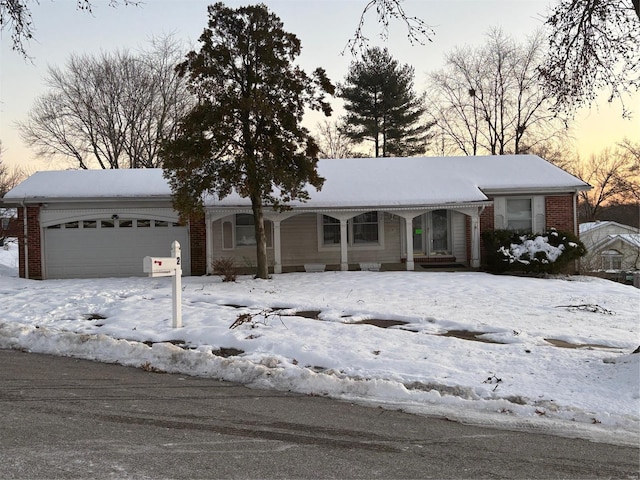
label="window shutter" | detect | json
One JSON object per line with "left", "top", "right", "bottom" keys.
{"left": 222, "top": 221, "right": 233, "bottom": 249}
{"left": 493, "top": 197, "right": 506, "bottom": 229}
{"left": 533, "top": 196, "right": 546, "bottom": 233}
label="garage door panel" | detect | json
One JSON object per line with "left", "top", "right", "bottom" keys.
{"left": 44, "top": 224, "right": 190, "bottom": 279}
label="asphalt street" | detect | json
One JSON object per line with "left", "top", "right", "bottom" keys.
{"left": 0, "top": 348, "right": 638, "bottom": 479}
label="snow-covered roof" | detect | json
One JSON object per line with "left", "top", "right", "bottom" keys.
{"left": 206, "top": 155, "right": 590, "bottom": 208}
{"left": 3, "top": 155, "right": 589, "bottom": 208}
{"left": 3, "top": 169, "right": 171, "bottom": 202}
{"left": 579, "top": 221, "right": 639, "bottom": 235}
{"left": 617, "top": 234, "right": 640, "bottom": 248}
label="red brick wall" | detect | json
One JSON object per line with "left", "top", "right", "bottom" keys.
{"left": 545, "top": 195, "right": 575, "bottom": 233}
{"left": 17, "top": 205, "right": 43, "bottom": 280}
{"left": 189, "top": 215, "right": 207, "bottom": 276}
{"left": 478, "top": 203, "right": 495, "bottom": 265}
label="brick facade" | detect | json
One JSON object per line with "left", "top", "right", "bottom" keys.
{"left": 189, "top": 215, "right": 207, "bottom": 276}
{"left": 478, "top": 204, "right": 495, "bottom": 266}
{"left": 468, "top": 196, "right": 576, "bottom": 267}
{"left": 17, "top": 205, "right": 43, "bottom": 280}
{"left": 545, "top": 194, "right": 575, "bottom": 233}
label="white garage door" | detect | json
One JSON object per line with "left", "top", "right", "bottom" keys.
{"left": 43, "top": 217, "right": 190, "bottom": 279}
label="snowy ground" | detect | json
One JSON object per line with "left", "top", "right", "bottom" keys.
{"left": 0, "top": 240, "right": 638, "bottom": 446}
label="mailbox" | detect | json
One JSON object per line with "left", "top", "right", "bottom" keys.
{"left": 143, "top": 256, "right": 180, "bottom": 277}
{"left": 142, "top": 241, "right": 183, "bottom": 328}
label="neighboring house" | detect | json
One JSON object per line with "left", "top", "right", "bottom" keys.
{"left": 579, "top": 221, "right": 640, "bottom": 272}
{"left": 0, "top": 208, "right": 20, "bottom": 244}
{"left": 2, "top": 155, "right": 590, "bottom": 280}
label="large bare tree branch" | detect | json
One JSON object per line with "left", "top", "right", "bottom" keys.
{"left": 0, "top": 0, "right": 138, "bottom": 58}
{"left": 344, "top": 0, "right": 435, "bottom": 54}
{"left": 539, "top": 0, "right": 640, "bottom": 118}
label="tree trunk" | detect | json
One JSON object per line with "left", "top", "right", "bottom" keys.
{"left": 251, "top": 199, "right": 269, "bottom": 279}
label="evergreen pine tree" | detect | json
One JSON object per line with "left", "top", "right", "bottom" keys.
{"left": 339, "top": 47, "right": 431, "bottom": 157}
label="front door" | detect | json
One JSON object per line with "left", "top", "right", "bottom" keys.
{"left": 412, "top": 210, "right": 451, "bottom": 256}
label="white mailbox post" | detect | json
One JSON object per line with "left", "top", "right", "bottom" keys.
{"left": 143, "top": 241, "right": 183, "bottom": 328}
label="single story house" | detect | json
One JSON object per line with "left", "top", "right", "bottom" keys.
{"left": 579, "top": 221, "right": 640, "bottom": 272}
{"left": 2, "top": 155, "right": 590, "bottom": 279}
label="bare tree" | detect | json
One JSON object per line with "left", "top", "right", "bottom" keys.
{"left": 572, "top": 144, "right": 640, "bottom": 222}
{"left": 539, "top": 0, "right": 640, "bottom": 118}
{"left": 19, "top": 36, "right": 191, "bottom": 169}
{"left": 619, "top": 137, "right": 640, "bottom": 173}
{"left": 524, "top": 134, "right": 578, "bottom": 171}
{"left": 314, "top": 120, "right": 359, "bottom": 159}
{"left": 0, "top": 141, "right": 26, "bottom": 197}
{"left": 426, "top": 28, "right": 566, "bottom": 157}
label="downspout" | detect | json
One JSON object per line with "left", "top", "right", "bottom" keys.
{"left": 573, "top": 190, "right": 579, "bottom": 274}
{"left": 473, "top": 205, "right": 487, "bottom": 269}
{"left": 20, "top": 198, "right": 29, "bottom": 280}
{"left": 573, "top": 191, "right": 578, "bottom": 236}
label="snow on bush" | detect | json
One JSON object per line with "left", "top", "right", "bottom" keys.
{"left": 484, "top": 228, "right": 586, "bottom": 273}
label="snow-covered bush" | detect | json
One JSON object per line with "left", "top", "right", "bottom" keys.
{"left": 482, "top": 228, "right": 586, "bottom": 274}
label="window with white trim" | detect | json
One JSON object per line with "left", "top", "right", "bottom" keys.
{"left": 352, "top": 212, "right": 379, "bottom": 244}
{"left": 222, "top": 214, "right": 273, "bottom": 249}
{"left": 235, "top": 214, "right": 256, "bottom": 246}
{"left": 506, "top": 198, "right": 533, "bottom": 232}
{"left": 322, "top": 215, "right": 341, "bottom": 245}
{"left": 320, "top": 212, "right": 382, "bottom": 247}
{"left": 601, "top": 249, "right": 623, "bottom": 271}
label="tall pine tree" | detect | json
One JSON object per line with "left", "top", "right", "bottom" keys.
{"left": 161, "top": 3, "right": 333, "bottom": 279}
{"left": 339, "top": 47, "right": 431, "bottom": 157}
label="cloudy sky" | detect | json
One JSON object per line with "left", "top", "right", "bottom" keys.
{"left": 1, "top": 0, "right": 637, "bottom": 171}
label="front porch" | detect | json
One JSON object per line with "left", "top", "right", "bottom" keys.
{"left": 205, "top": 203, "right": 490, "bottom": 274}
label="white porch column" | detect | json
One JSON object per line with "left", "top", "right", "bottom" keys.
{"left": 470, "top": 211, "right": 481, "bottom": 268}
{"left": 404, "top": 217, "right": 414, "bottom": 271}
{"left": 204, "top": 211, "right": 214, "bottom": 275}
{"left": 340, "top": 218, "right": 349, "bottom": 271}
{"left": 273, "top": 220, "right": 282, "bottom": 274}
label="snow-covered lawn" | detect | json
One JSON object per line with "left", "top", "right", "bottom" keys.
{"left": 0, "top": 241, "right": 638, "bottom": 446}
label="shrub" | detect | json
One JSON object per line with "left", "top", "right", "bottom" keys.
{"left": 482, "top": 228, "right": 586, "bottom": 274}
{"left": 212, "top": 257, "right": 237, "bottom": 282}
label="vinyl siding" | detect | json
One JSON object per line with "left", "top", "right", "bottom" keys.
{"left": 211, "top": 212, "right": 405, "bottom": 269}
{"left": 451, "top": 211, "right": 467, "bottom": 264}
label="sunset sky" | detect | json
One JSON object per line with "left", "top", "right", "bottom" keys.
{"left": 1, "top": 0, "right": 638, "bottom": 172}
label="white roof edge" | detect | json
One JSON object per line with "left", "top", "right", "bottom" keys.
{"left": 205, "top": 201, "right": 494, "bottom": 212}
{"left": 580, "top": 220, "right": 640, "bottom": 234}
{"left": 2, "top": 195, "right": 173, "bottom": 206}
{"left": 482, "top": 186, "right": 590, "bottom": 195}
{"left": 590, "top": 233, "right": 640, "bottom": 251}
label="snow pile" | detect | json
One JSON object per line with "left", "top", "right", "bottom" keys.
{"left": 0, "top": 239, "right": 18, "bottom": 277}
{"left": 0, "top": 245, "right": 638, "bottom": 446}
